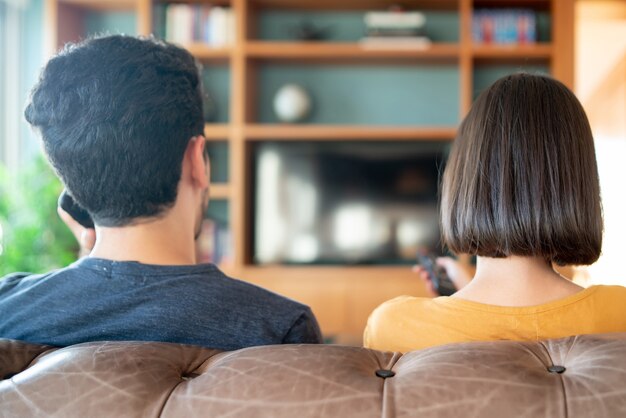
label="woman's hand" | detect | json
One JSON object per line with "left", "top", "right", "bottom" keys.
{"left": 58, "top": 207, "right": 96, "bottom": 258}
{"left": 413, "top": 257, "right": 472, "bottom": 297}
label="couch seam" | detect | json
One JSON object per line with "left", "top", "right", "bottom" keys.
{"left": 539, "top": 340, "right": 569, "bottom": 418}
{"left": 156, "top": 379, "right": 186, "bottom": 418}
{"left": 155, "top": 355, "right": 213, "bottom": 418}
{"left": 380, "top": 352, "right": 402, "bottom": 418}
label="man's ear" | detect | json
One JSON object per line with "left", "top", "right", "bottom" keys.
{"left": 186, "top": 136, "right": 210, "bottom": 189}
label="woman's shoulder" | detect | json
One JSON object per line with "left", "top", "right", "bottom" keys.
{"left": 592, "top": 284, "right": 626, "bottom": 291}
{"left": 370, "top": 295, "right": 437, "bottom": 317}
{"left": 570, "top": 285, "right": 626, "bottom": 334}
{"left": 364, "top": 295, "right": 443, "bottom": 351}
{"left": 589, "top": 284, "right": 626, "bottom": 303}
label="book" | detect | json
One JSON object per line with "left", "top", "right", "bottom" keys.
{"left": 473, "top": 9, "right": 537, "bottom": 44}
{"left": 165, "top": 4, "right": 191, "bottom": 45}
{"left": 164, "top": 4, "right": 235, "bottom": 47}
{"left": 363, "top": 10, "right": 428, "bottom": 44}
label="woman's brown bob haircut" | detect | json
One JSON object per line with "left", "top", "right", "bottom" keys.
{"left": 441, "top": 73, "right": 602, "bottom": 265}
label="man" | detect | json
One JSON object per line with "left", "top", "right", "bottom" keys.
{"left": 0, "top": 35, "right": 322, "bottom": 350}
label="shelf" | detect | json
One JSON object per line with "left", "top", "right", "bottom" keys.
{"left": 154, "top": 0, "right": 232, "bottom": 5}
{"left": 246, "top": 42, "right": 459, "bottom": 63}
{"left": 240, "top": 265, "right": 420, "bottom": 282}
{"left": 204, "top": 124, "right": 230, "bottom": 140}
{"left": 249, "top": 0, "right": 458, "bottom": 11}
{"left": 184, "top": 43, "right": 232, "bottom": 62}
{"left": 58, "top": 0, "right": 135, "bottom": 11}
{"left": 210, "top": 183, "right": 231, "bottom": 199}
{"left": 245, "top": 125, "right": 457, "bottom": 140}
{"left": 472, "top": 43, "right": 553, "bottom": 60}
{"left": 473, "top": 0, "right": 550, "bottom": 11}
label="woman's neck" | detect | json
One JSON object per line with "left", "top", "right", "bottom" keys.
{"left": 452, "top": 255, "right": 584, "bottom": 307}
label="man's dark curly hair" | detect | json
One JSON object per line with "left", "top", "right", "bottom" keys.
{"left": 25, "top": 35, "right": 204, "bottom": 227}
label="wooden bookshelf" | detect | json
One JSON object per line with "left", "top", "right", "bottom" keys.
{"left": 471, "top": 43, "right": 553, "bottom": 59}
{"left": 57, "top": 0, "right": 136, "bottom": 11}
{"left": 46, "top": 0, "right": 575, "bottom": 340}
{"left": 245, "top": 125, "right": 457, "bottom": 140}
{"left": 203, "top": 124, "right": 231, "bottom": 140}
{"left": 240, "top": 266, "right": 426, "bottom": 336}
{"left": 474, "top": 0, "right": 549, "bottom": 9}
{"left": 183, "top": 44, "right": 232, "bottom": 61}
{"left": 245, "top": 41, "right": 460, "bottom": 62}
{"left": 248, "top": 0, "right": 459, "bottom": 11}
{"left": 210, "top": 183, "right": 231, "bottom": 199}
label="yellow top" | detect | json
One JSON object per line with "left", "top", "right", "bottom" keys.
{"left": 363, "top": 285, "right": 626, "bottom": 353}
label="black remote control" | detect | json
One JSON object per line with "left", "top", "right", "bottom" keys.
{"left": 416, "top": 252, "right": 457, "bottom": 296}
{"left": 58, "top": 190, "right": 94, "bottom": 229}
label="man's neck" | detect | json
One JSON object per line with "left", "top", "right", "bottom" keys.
{"left": 89, "top": 213, "right": 197, "bottom": 266}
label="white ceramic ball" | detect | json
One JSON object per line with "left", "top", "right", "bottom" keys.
{"left": 273, "top": 84, "right": 311, "bottom": 123}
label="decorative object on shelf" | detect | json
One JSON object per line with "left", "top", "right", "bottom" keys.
{"left": 273, "top": 84, "right": 312, "bottom": 123}
{"left": 473, "top": 9, "right": 537, "bottom": 44}
{"left": 361, "top": 7, "right": 431, "bottom": 50}
{"left": 162, "top": 4, "right": 235, "bottom": 46}
{"left": 289, "top": 21, "right": 333, "bottom": 41}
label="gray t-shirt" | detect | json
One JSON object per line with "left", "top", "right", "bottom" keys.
{"left": 0, "top": 258, "right": 322, "bottom": 350}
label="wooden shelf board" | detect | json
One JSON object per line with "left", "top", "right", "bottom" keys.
{"left": 245, "top": 125, "right": 457, "bottom": 140}
{"left": 472, "top": 43, "right": 553, "bottom": 59}
{"left": 184, "top": 43, "right": 232, "bottom": 61}
{"left": 249, "top": 0, "right": 458, "bottom": 11}
{"left": 215, "top": 264, "right": 430, "bottom": 338}
{"left": 246, "top": 42, "right": 459, "bottom": 62}
{"left": 239, "top": 265, "right": 427, "bottom": 338}
{"left": 58, "top": 0, "right": 135, "bottom": 11}
{"left": 473, "top": 0, "right": 550, "bottom": 11}
{"left": 154, "top": 0, "right": 232, "bottom": 5}
{"left": 210, "top": 183, "right": 231, "bottom": 199}
{"left": 240, "top": 265, "right": 420, "bottom": 281}
{"left": 204, "top": 124, "right": 230, "bottom": 140}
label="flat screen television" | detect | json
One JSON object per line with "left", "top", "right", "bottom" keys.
{"left": 253, "top": 141, "right": 450, "bottom": 265}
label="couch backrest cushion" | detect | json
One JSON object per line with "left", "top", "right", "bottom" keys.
{"left": 1, "top": 334, "right": 626, "bottom": 417}
{"left": 389, "top": 333, "right": 626, "bottom": 417}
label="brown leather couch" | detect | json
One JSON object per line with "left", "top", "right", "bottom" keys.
{"left": 1, "top": 333, "right": 625, "bottom": 417}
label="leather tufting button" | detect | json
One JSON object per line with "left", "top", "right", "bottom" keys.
{"left": 181, "top": 372, "right": 200, "bottom": 381}
{"left": 548, "top": 365, "right": 566, "bottom": 374}
{"left": 375, "top": 369, "right": 396, "bottom": 378}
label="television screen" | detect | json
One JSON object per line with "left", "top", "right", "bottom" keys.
{"left": 253, "top": 141, "right": 449, "bottom": 265}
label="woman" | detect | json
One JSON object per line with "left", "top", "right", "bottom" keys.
{"left": 364, "top": 73, "right": 626, "bottom": 353}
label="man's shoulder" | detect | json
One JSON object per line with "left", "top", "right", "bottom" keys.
{"left": 0, "top": 261, "right": 322, "bottom": 348}
{"left": 210, "top": 269, "right": 311, "bottom": 312}
{"left": 138, "top": 264, "right": 321, "bottom": 345}
{"left": 1, "top": 272, "right": 34, "bottom": 282}
{"left": 0, "top": 271, "right": 55, "bottom": 290}
{"left": 74, "top": 258, "right": 312, "bottom": 314}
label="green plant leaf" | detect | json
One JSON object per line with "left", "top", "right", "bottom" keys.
{"left": 0, "top": 156, "right": 78, "bottom": 276}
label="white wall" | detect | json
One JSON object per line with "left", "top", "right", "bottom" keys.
{"left": 575, "top": 1, "right": 626, "bottom": 285}
{"left": 0, "top": 0, "right": 44, "bottom": 172}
